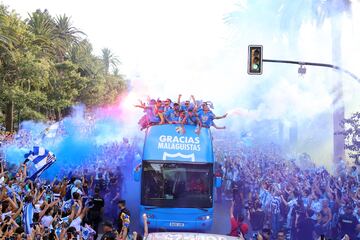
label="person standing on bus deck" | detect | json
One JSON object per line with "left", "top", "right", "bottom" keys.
{"left": 164, "top": 103, "right": 180, "bottom": 124}
{"left": 198, "top": 103, "right": 227, "bottom": 130}
{"left": 198, "top": 103, "right": 214, "bottom": 128}
{"left": 118, "top": 200, "right": 131, "bottom": 239}
{"left": 154, "top": 99, "right": 165, "bottom": 124}
{"left": 163, "top": 98, "right": 172, "bottom": 112}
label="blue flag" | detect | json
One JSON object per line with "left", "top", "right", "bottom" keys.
{"left": 22, "top": 203, "right": 34, "bottom": 235}
{"left": 24, "top": 146, "right": 56, "bottom": 181}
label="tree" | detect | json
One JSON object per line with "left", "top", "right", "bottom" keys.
{"left": 26, "top": 9, "right": 56, "bottom": 58}
{"left": 0, "top": 9, "right": 52, "bottom": 131}
{"left": 225, "top": 0, "right": 352, "bottom": 162}
{"left": 101, "top": 48, "right": 120, "bottom": 75}
{"left": 54, "top": 14, "right": 84, "bottom": 63}
{"left": 0, "top": 6, "right": 127, "bottom": 129}
{"left": 339, "top": 112, "right": 360, "bottom": 164}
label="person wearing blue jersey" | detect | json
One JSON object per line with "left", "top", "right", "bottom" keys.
{"left": 178, "top": 110, "right": 188, "bottom": 125}
{"left": 198, "top": 104, "right": 227, "bottom": 129}
{"left": 163, "top": 98, "right": 172, "bottom": 112}
{"left": 164, "top": 103, "right": 180, "bottom": 124}
{"left": 198, "top": 104, "right": 215, "bottom": 128}
{"left": 186, "top": 108, "right": 200, "bottom": 126}
{"left": 178, "top": 94, "right": 197, "bottom": 111}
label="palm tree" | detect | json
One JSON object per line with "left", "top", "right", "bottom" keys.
{"left": 54, "top": 14, "right": 84, "bottom": 62}
{"left": 27, "top": 9, "right": 57, "bottom": 58}
{"left": 312, "top": 0, "right": 351, "bottom": 162}
{"left": 225, "top": 0, "right": 351, "bottom": 162}
{"left": 101, "top": 48, "right": 120, "bottom": 75}
{"left": 280, "top": 0, "right": 351, "bottom": 161}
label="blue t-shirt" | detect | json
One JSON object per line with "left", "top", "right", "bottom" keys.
{"left": 198, "top": 111, "right": 215, "bottom": 128}
{"left": 165, "top": 109, "right": 178, "bottom": 123}
{"left": 180, "top": 103, "right": 193, "bottom": 111}
{"left": 146, "top": 106, "right": 160, "bottom": 123}
{"left": 178, "top": 114, "right": 187, "bottom": 124}
{"left": 186, "top": 113, "right": 198, "bottom": 125}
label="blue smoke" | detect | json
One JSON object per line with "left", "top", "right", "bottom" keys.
{"left": 3, "top": 105, "right": 140, "bottom": 179}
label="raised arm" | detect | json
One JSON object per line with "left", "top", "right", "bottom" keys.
{"left": 177, "top": 94, "right": 182, "bottom": 105}
{"left": 230, "top": 200, "right": 235, "bottom": 219}
{"left": 143, "top": 214, "right": 149, "bottom": 237}
{"left": 214, "top": 113, "right": 228, "bottom": 119}
{"left": 280, "top": 194, "right": 289, "bottom": 206}
{"left": 5, "top": 197, "right": 18, "bottom": 210}
{"left": 12, "top": 201, "right": 23, "bottom": 220}
{"left": 39, "top": 199, "right": 60, "bottom": 219}
{"left": 33, "top": 189, "right": 45, "bottom": 205}
{"left": 190, "top": 95, "right": 197, "bottom": 106}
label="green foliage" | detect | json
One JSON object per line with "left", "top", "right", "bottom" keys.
{"left": 0, "top": 4, "right": 128, "bottom": 130}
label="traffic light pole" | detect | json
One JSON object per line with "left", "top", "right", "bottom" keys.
{"left": 263, "top": 59, "right": 360, "bottom": 83}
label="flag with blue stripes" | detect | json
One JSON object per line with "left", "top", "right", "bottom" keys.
{"left": 43, "top": 122, "right": 60, "bottom": 139}
{"left": 23, "top": 203, "right": 34, "bottom": 235}
{"left": 24, "top": 146, "right": 56, "bottom": 181}
{"left": 81, "top": 224, "right": 96, "bottom": 240}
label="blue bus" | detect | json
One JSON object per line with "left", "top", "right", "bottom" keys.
{"left": 134, "top": 124, "right": 221, "bottom": 232}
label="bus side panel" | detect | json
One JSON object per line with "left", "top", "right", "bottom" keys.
{"left": 143, "top": 124, "right": 214, "bottom": 163}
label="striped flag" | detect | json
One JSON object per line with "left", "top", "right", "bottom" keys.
{"left": 24, "top": 146, "right": 56, "bottom": 181}
{"left": 43, "top": 122, "right": 60, "bottom": 139}
{"left": 23, "top": 202, "right": 34, "bottom": 235}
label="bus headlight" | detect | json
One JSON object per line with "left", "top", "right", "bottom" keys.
{"left": 146, "top": 213, "right": 155, "bottom": 219}
{"left": 197, "top": 215, "right": 211, "bottom": 221}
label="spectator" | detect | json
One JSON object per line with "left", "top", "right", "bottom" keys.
{"left": 229, "top": 200, "right": 249, "bottom": 237}
{"left": 100, "top": 221, "right": 117, "bottom": 240}
{"left": 249, "top": 201, "right": 265, "bottom": 232}
{"left": 338, "top": 205, "right": 360, "bottom": 240}
{"left": 118, "top": 199, "right": 131, "bottom": 239}
{"left": 87, "top": 186, "right": 104, "bottom": 240}
{"left": 296, "top": 209, "right": 315, "bottom": 240}
{"left": 277, "top": 229, "right": 286, "bottom": 240}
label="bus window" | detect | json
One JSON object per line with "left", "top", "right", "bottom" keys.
{"left": 142, "top": 161, "right": 213, "bottom": 208}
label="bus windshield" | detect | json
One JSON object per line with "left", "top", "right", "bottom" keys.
{"left": 141, "top": 161, "right": 213, "bottom": 208}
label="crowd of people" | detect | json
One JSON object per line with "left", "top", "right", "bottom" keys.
{"left": 0, "top": 136, "right": 146, "bottom": 240}
{"left": 0, "top": 130, "right": 15, "bottom": 146}
{"left": 135, "top": 94, "right": 228, "bottom": 132}
{"left": 1, "top": 117, "right": 360, "bottom": 239}
{"left": 214, "top": 137, "right": 360, "bottom": 240}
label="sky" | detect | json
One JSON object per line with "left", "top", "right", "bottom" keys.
{"left": 1, "top": 0, "right": 234, "bottom": 97}
{"left": 2, "top": 0, "right": 360, "bottom": 168}
{"left": 2, "top": 0, "right": 359, "bottom": 107}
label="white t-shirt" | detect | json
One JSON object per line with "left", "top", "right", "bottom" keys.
{"left": 71, "top": 186, "right": 83, "bottom": 197}
{"left": 41, "top": 215, "right": 53, "bottom": 228}
{"left": 70, "top": 216, "right": 82, "bottom": 232}
{"left": 1, "top": 211, "right": 12, "bottom": 220}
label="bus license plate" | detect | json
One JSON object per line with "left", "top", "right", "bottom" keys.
{"left": 169, "top": 222, "right": 184, "bottom": 227}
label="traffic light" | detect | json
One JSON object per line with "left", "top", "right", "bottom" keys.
{"left": 248, "top": 45, "right": 263, "bottom": 75}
